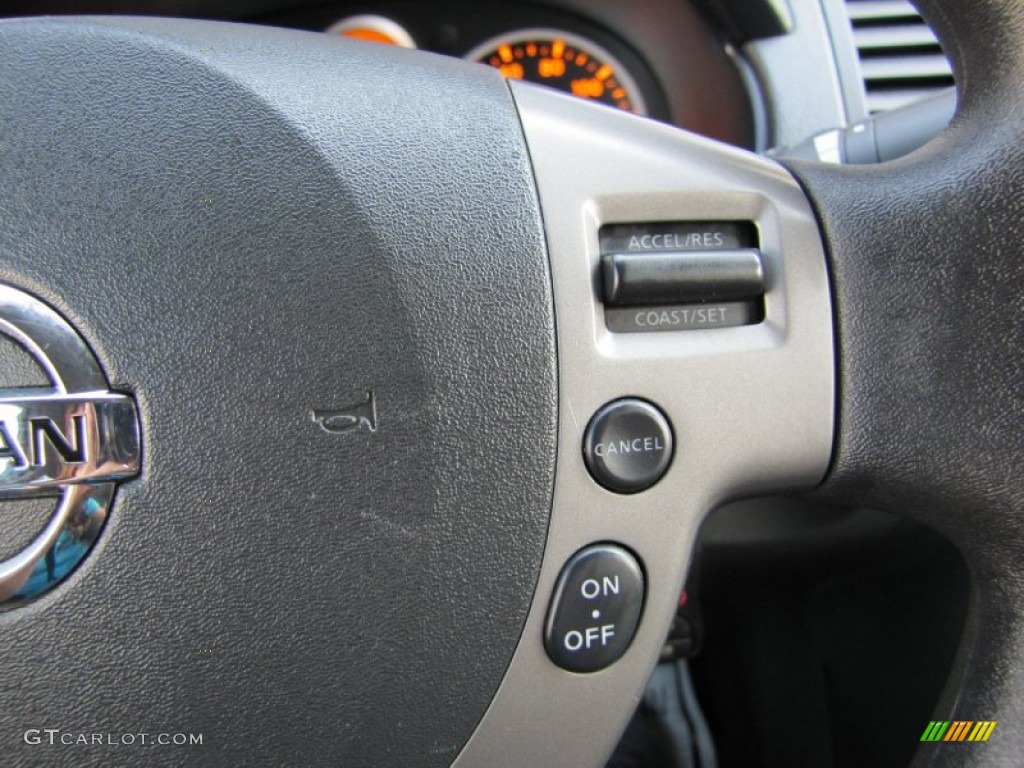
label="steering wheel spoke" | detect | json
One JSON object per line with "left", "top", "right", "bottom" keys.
{"left": 456, "top": 82, "right": 834, "bottom": 765}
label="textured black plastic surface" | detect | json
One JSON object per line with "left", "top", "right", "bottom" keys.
{"left": 0, "top": 17, "right": 555, "bottom": 767}
{"left": 785, "top": 0, "right": 1024, "bottom": 764}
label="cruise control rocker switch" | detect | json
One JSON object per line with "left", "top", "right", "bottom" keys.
{"left": 544, "top": 544, "right": 645, "bottom": 673}
{"left": 598, "top": 221, "right": 765, "bottom": 333}
{"left": 601, "top": 249, "right": 764, "bottom": 307}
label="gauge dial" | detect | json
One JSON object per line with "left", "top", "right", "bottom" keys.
{"left": 465, "top": 29, "right": 646, "bottom": 115}
{"left": 326, "top": 15, "right": 416, "bottom": 48}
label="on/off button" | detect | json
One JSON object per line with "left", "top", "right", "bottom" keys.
{"left": 544, "top": 544, "right": 645, "bottom": 673}
{"left": 583, "top": 399, "right": 674, "bottom": 493}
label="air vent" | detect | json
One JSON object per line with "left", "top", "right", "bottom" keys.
{"left": 846, "top": 0, "right": 954, "bottom": 113}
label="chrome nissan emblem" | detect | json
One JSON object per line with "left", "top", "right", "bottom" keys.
{"left": 0, "top": 285, "right": 140, "bottom": 606}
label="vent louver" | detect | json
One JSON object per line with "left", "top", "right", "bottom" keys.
{"left": 846, "top": 0, "right": 954, "bottom": 113}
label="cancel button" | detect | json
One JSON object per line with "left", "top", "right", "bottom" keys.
{"left": 583, "top": 399, "right": 674, "bottom": 494}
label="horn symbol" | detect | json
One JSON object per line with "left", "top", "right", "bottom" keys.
{"left": 312, "top": 392, "right": 377, "bottom": 434}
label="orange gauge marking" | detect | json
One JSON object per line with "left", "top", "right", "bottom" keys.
{"left": 571, "top": 78, "right": 605, "bottom": 98}
{"left": 498, "top": 63, "right": 524, "bottom": 79}
{"left": 469, "top": 33, "right": 643, "bottom": 115}
{"left": 341, "top": 28, "right": 400, "bottom": 45}
{"left": 538, "top": 58, "right": 566, "bottom": 78}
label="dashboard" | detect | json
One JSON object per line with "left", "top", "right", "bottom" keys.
{"left": 254, "top": 0, "right": 756, "bottom": 147}
{"left": 2, "top": 0, "right": 759, "bottom": 149}
{"left": 3, "top": 0, "right": 952, "bottom": 157}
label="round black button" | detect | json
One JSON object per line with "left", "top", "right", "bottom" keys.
{"left": 583, "top": 399, "right": 673, "bottom": 493}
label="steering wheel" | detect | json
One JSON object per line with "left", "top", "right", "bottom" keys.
{"left": 0, "top": 0, "right": 1019, "bottom": 765}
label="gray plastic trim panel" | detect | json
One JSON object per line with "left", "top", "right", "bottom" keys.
{"left": 453, "top": 83, "right": 834, "bottom": 767}
{"left": 743, "top": 0, "right": 849, "bottom": 148}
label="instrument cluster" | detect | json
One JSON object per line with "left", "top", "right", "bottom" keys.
{"left": 257, "top": 0, "right": 756, "bottom": 148}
